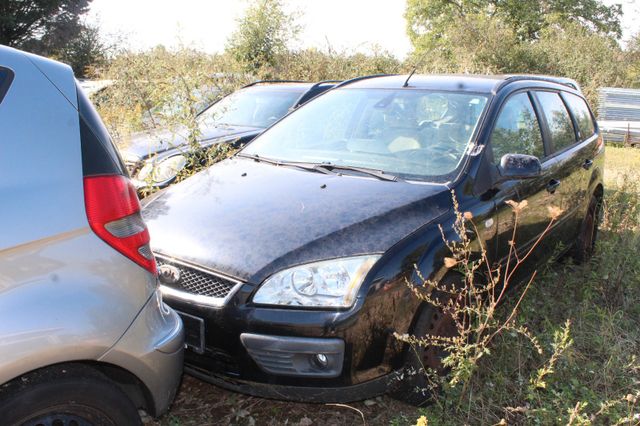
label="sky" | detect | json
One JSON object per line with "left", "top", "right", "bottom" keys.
{"left": 87, "top": 0, "right": 639, "bottom": 60}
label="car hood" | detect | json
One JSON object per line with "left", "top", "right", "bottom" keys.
{"left": 122, "top": 124, "right": 262, "bottom": 161}
{"left": 142, "top": 158, "right": 450, "bottom": 284}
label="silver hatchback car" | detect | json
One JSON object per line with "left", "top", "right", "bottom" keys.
{"left": 0, "top": 46, "right": 184, "bottom": 425}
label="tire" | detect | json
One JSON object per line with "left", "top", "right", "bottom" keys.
{"left": 390, "top": 275, "right": 463, "bottom": 406}
{"left": 0, "top": 364, "right": 141, "bottom": 426}
{"left": 573, "top": 194, "right": 603, "bottom": 264}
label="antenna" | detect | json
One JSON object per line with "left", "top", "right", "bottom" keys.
{"left": 403, "top": 68, "right": 417, "bottom": 88}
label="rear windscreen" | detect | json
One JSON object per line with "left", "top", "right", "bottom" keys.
{"left": 76, "top": 82, "right": 127, "bottom": 177}
{"left": 0, "top": 67, "right": 14, "bottom": 105}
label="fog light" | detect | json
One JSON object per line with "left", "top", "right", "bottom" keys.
{"left": 313, "top": 353, "right": 329, "bottom": 369}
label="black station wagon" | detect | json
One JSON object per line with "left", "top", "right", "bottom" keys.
{"left": 142, "top": 74, "right": 603, "bottom": 404}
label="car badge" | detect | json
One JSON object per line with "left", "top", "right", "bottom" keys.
{"left": 158, "top": 264, "right": 181, "bottom": 285}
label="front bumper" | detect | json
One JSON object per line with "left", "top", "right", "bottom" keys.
{"left": 161, "top": 280, "right": 403, "bottom": 402}
{"left": 100, "top": 290, "right": 184, "bottom": 416}
{"left": 187, "top": 364, "right": 402, "bottom": 403}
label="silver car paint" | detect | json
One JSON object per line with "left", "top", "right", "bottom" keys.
{"left": 0, "top": 45, "right": 183, "bottom": 416}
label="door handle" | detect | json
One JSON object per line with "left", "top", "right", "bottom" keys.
{"left": 547, "top": 179, "right": 561, "bottom": 194}
{"left": 582, "top": 159, "right": 594, "bottom": 170}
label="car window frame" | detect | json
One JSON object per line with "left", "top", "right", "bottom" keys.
{"left": 559, "top": 91, "right": 596, "bottom": 142}
{"left": 486, "top": 89, "right": 549, "bottom": 165}
{"left": 0, "top": 67, "right": 15, "bottom": 106}
{"left": 530, "top": 89, "right": 580, "bottom": 157}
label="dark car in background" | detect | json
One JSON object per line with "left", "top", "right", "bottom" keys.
{"left": 122, "top": 80, "right": 338, "bottom": 191}
{"left": 142, "top": 74, "right": 603, "bottom": 405}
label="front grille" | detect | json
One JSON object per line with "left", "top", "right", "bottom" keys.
{"left": 156, "top": 256, "right": 238, "bottom": 299}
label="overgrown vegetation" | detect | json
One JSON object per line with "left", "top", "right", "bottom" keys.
{"left": 407, "top": 147, "right": 640, "bottom": 424}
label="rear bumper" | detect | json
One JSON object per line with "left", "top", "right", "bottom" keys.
{"left": 100, "top": 290, "right": 184, "bottom": 416}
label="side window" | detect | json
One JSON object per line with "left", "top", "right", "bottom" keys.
{"left": 0, "top": 67, "right": 14, "bottom": 105}
{"left": 490, "top": 92, "right": 544, "bottom": 161}
{"left": 535, "top": 91, "right": 577, "bottom": 152}
{"left": 562, "top": 92, "right": 595, "bottom": 140}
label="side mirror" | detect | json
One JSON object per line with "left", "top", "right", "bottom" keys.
{"left": 498, "top": 153, "right": 542, "bottom": 180}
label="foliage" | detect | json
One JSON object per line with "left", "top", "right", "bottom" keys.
{"left": 264, "top": 46, "right": 403, "bottom": 81}
{"left": 94, "top": 46, "right": 247, "bottom": 143}
{"left": 0, "top": 0, "right": 90, "bottom": 46}
{"left": 395, "top": 189, "right": 563, "bottom": 404}
{"left": 405, "top": 0, "right": 622, "bottom": 51}
{"left": 625, "top": 33, "right": 640, "bottom": 88}
{"left": 531, "top": 21, "right": 629, "bottom": 105}
{"left": 94, "top": 44, "right": 403, "bottom": 147}
{"left": 0, "top": 0, "right": 104, "bottom": 76}
{"left": 226, "top": 0, "right": 300, "bottom": 73}
{"left": 407, "top": 147, "right": 640, "bottom": 425}
{"left": 46, "top": 22, "right": 106, "bottom": 77}
{"left": 405, "top": 11, "right": 629, "bottom": 107}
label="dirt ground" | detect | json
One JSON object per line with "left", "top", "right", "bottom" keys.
{"left": 145, "top": 374, "right": 420, "bottom": 426}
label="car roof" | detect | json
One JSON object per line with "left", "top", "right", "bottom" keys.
{"left": 340, "top": 74, "right": 580, "bottom": 94}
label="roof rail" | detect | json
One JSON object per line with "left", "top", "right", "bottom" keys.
{"left": 496, "top": 75, "right": 581, "bottom": 93}
{"left": 241, "top": 80, "right": 306, "bottom": 89}
{"left": 333, "top": 74, "right": 396, "bottom": 89}
{"left": 308, "top": 80, "right": 342, "bottom": 91}
{"left": 290, "top": 80, "right": 343, "bottom": 110}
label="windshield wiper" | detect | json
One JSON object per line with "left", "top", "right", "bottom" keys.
{"left": 313, "top": 164, "right": 400, "bottom": 182}
{"left": 237, "top": 155, "right": 399, "bottom": 181}
{"left": 236, "top": 154, "right": 333, "bottom": 174}
{"left": 237, "top": 153, "right": 280, "bottom": 165}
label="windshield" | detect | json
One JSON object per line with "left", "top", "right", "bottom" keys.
{"left": 198, "top": 87, "right": 303, "bottom": 128}
{"left": 241, "top": 88, "right": 489, "bottom": 181}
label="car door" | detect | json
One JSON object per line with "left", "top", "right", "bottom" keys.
{"left": 487, "top": 91, "right": 562, "bottom": 282}
{"left": 531, "top": 90, "right": 583, "bottom": 249}
{"left": 558, "top": 91, "right": 600, "bottom": 229}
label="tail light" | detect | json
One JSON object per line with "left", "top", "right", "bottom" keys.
{"left": 84, "top": 175, "right": 157, "bottom": 275}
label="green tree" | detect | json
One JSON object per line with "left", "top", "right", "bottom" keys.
{"left": 405, "top": 0, "right": 630, "bottom": 105}
{"left": 226, "top": 0, "right": 300, "bottom": 72}
{"left": 405, "top": 0, "right": 622, "bottom": 51}
{"left": 0, "top": 0, "right": 104, "bottom": 76}
{"left": 625, "top": 33, "right": 640, "bottom": 88}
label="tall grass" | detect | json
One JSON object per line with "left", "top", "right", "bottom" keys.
{"left": 411, "top": 147, "right": 640, "bottom": 425}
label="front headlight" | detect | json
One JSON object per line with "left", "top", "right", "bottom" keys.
{"left": 137, "top": 155, "right": 187, "bottom": 184}
{"left": 252, "top": 255, "right": 381, "bottom": 308}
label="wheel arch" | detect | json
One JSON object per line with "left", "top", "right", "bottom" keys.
{"left": 0, "top": 361, "right": 156, "bottom": 417}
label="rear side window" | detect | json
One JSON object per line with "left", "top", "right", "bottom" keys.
{"left": 535, "top": 91, "right": 577, "bottom": 152}
{"left": 76, "top": 82, "right": 127, "bottom": 177}
{"left": 491, "top": 92, "right": 545, "bottom": 161}
{"left": 562, "top": 92, "right": 595, "bottom": 140}
{"left": 0, "top": 67, "right": 15, "bottom": 105}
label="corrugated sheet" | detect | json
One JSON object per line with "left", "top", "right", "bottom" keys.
{"left": 598, "top": 87, "right": 640, "bottom": 145}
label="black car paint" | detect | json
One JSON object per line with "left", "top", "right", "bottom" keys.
{"left": 143, "top": 158, "right": 450, "bottom": 284}
{"left": 143, "top": 75, "right": 604, "bottom": 401}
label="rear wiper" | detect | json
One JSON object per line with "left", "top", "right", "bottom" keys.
{"left": 313, "top": 164, "right": 400, "bottom": 182}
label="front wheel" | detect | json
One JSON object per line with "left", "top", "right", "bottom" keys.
{"left": 390, "top": 275, "right": 462, "bottom": 406}
{"left": 0, "top": 365, "right": 142, "bottom": 426}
